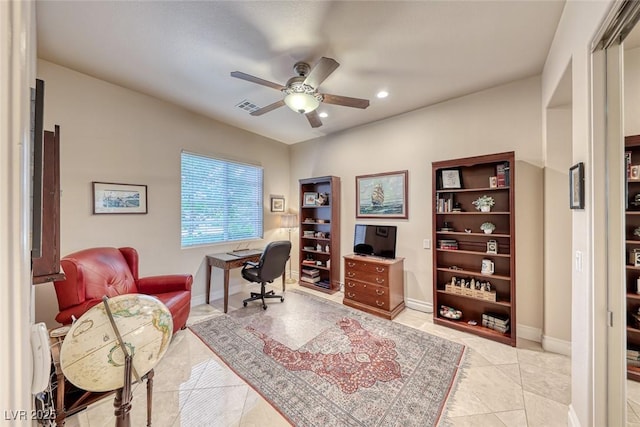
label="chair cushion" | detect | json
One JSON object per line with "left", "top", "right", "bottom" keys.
{"left": 79, "top": 249, "right": 138, "bottom": 300}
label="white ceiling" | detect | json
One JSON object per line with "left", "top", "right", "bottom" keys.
{"left": 36, "top": 1, "right": 565, "bottom": 145}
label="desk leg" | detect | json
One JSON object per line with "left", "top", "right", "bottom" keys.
{"left": 223, "top": 269, "right": 230, "bottom": 313}
{"left": 206, "top": 264, "right": 212, "bottom": 305}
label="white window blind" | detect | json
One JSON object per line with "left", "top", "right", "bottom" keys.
{"left": 181, "top": 151, "right": 263, "bottom": 247}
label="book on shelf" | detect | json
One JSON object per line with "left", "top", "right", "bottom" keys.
{"left": 436, "top": 197, "right": 453, "bottom": 213}
{"left": 300, "top": 275, "right": 321, "bottom": 284}
{"left": 438, "top": 239, "right": 458, "bottom": 250}
{"left": 301, "top": 268, "right": 320, "bottom": 277}
{"left": 302, "top": 259, "right": 317, "bottom": 265}
{"left": 482, "top": 312, "right": 509, "bottom": 327}
{"left": 315, "top": 280, "right": 331, "bottom": 289}
{"left": 482, "top": 319, "right": 510, "bottom": 333}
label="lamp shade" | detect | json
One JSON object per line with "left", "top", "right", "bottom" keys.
{"left": 280, "top": 213, "right": 298, "bottom": 229}
{"left": 284, "top": 93, "right": 320, "bottom": 114}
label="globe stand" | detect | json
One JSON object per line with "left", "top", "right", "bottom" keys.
{"left": 59, "top": 295, "right": 169, "bottom": 427}
{"left": 113, "top": 354, "right": 133, "bottom": 427}
{"left": 102, "top": 296, "right": 152, "bottom": 427}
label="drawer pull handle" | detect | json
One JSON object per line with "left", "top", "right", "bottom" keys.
{"left": 375, "top": 289, "right": 385, "bottom": 295}
{"left": 347, "top": 272, "right": 356, "bottom": 277}
{"left": 376, "top": 301, "right": 385, "bottom": 307}
{"left": 347, "top": 262, "right": 356, "bottom": 267}
{"left": 347, "top": 292, "right": 356, "bottom": 298}
{"left": 376, "top": 267, "right": 385, "bottom": 273}
{"left": 347, "top": 282, "right": 356, "bottom": 288}
{"left": 375, "top": 278, "right": 385, "bottom": 284}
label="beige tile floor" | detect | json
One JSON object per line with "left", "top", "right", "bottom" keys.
{"left": 64, "top": 282, "right": 578, "bottom": 427}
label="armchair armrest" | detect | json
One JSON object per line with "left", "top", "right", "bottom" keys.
{"left": 242, "top": 261, "right": 259, "bottom": 272}
{"left": 137, "top": 274, "right": 193, "bottom": 295}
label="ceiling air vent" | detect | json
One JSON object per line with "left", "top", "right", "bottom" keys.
{"left": 235, "top": 100, "right": 260, "bottom": 114}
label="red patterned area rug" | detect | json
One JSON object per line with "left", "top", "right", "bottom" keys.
{"left": 190, "top": 289, "right": 465, "bottom": 427}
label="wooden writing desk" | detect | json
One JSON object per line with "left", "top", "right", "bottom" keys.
{"left": 206, "top": 250, "right": 286, "bottom": 313}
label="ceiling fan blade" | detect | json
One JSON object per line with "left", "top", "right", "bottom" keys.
{"left": 321, "top": 93, "right": 370, "bottom": 109}
{"left": 230, "top": 71, "right": 285, "bottom": 91}
{"left": 304, "top": 57, "right": 339, "bottom": 88}
{"left": 250, "top": 100, "right": 286, "bottom": 116}
{"left": 305, "top": 110, "right": 322, "bottom": 128}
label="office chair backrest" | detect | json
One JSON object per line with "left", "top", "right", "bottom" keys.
{"left": 258, "top": 240, "right": 292, "bottom": 282}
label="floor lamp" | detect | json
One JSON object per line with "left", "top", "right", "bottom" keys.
{"left": 280, "top": 213, "right": 298, "bottom": 284}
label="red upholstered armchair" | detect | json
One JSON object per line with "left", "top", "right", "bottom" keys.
{"left": 53, "top": 247, "right": 193, "bottom": 333}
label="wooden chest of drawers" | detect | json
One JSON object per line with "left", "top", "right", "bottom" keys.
{"left": 343, "top": 254, "right": 405, "bottom": 320}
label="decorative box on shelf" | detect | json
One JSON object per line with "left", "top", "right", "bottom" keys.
{"left": 444, "top": 284, "right": 497, "bottom": 301}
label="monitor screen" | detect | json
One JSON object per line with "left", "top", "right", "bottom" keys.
{"left": 353, "top": 224, "right": 397, "bottom": 259}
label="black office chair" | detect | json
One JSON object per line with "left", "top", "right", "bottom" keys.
{"left": 241, "top": 240, "right": 291, "bottom": 310}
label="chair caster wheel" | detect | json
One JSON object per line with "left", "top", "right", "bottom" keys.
{"left": 280, "top": 297, "right": 284, "bottom": 302}
{"left": 262, "top": 305, "right": 267, "bottom": 310}
{"left": 243, "top": 302, "right": 247, "bottom": 307}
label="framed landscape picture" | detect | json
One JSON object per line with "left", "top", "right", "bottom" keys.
{"left": 270, "top": 196, "right": 285, "bottom": 212}
{"left": 356, "top": 170, "right": 408, "bottom": 219}
{"left": 93, "top": 182, "right": 147, "bottom": 214}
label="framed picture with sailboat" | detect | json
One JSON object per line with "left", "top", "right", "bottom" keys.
{"left": 356, "top": 170, "right": 408, "bottom": 219}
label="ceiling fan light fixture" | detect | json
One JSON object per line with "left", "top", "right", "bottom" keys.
{"left": 284, "top": 92, "right": 320, "bottom": 114}
{"left": 282, "top": 80, "right": 323, "bottom": 114}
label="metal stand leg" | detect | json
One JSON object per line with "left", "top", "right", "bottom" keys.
{"left": 114, "top": 355, "right": 133, "bottom": 427}
{"left": 145, "top": 369, "right": 154, "bottom": 427}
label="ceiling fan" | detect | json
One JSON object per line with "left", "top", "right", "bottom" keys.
{"left": 231, "top": 57, "right": 370, "bottom": 128}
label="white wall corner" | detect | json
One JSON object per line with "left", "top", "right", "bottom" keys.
{"left": 406, "top": 298, "right": 433, "bottom": 313}
{"left": 568, "top": 404, "right": 581, "bottom": 427}
{"left": 542, "top": 334, "right": 572, "bottom": 356}
{"left": 517, "top": 323, "right": 542, "bottom": 343}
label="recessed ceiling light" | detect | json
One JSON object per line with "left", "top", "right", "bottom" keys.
{"left": 377, "top": 91, "right": 389, "bottom": 99}
{"left": 319, "top": 112, "right": 328, "bottom": 118}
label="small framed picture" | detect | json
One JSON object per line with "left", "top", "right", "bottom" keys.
{"left": 303, "top": 192, "right": 318, "bottom": 206}
{"left": 489, "top": 176, "right": 498, "bottom": 188}
{"left": 632, "top": 165, "right": 640, "bottom": 180}
{"left": 569, "top": 162, "right": 585, "bottom": 209}
{"left": 439, "top": 169, "right": 462, "bottom": 189}
{"left": 92, "top": 182, "right": 147, "bottom": 214}
{"left": 486, "top": 240, "right": 498, "bottom": 254}
{"left": 635, "top": 251, "right": 640, "bottom": 268}
{"left": 270, "top": 196, "right": 285, "bottom": 212}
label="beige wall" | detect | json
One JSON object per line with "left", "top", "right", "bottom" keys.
{"left": 291, "top": 76, "right": 545, "bottom": 335}
{"left": 34, "top": 60, "right": 292, "bottom": 328}
{"left": 542, "top": 1, "right": 615, "bottom": 425}
{"left": 543, "top": 105, "right": 573, "bottom": 349}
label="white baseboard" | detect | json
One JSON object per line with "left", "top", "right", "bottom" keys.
{"left": 517, "top": 324, "right": 542, "bottom": 343}
{"left": 191, "top": 283, "right": 246, "bottom": 307}
{"left": 568, "top": 404, "right": 580, "bottom": 427}
{"left": 542, "top": 334, "right": 572, "bottom": 356}
{"left": 405, "top": 298, "right": 433, "bottom": 313}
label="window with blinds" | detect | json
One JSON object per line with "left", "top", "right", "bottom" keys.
{"left": 181, "top": 151, "right": 263, "bottom": 247}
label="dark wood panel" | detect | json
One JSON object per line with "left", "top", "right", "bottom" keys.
{"left": 33, "top": 125, "right": 64, "bottom": 284}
